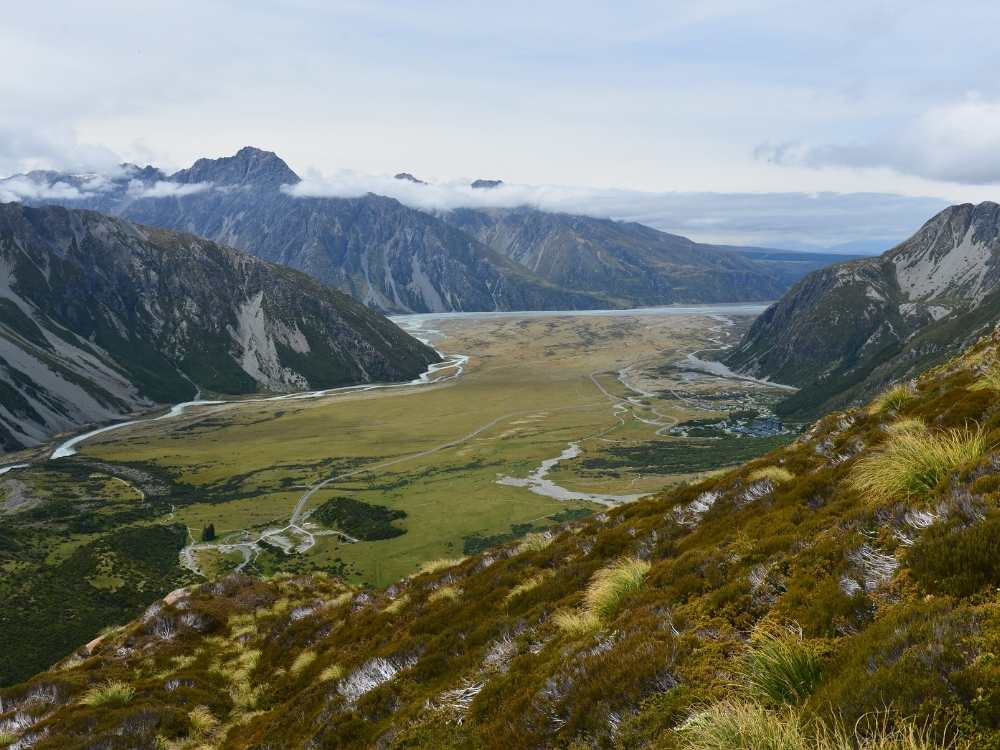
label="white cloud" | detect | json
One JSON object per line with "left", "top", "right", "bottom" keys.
{"left": 285, "top": 171, "right": 946, "bottom": 249}
{"left": 759, "top": 95, "right": 1000, "bottom": 185}
{"left": 126, "top": 179, "right": 213, "bottom": 199}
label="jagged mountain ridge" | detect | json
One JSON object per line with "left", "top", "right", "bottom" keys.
{"left": 0, "top": 202, "right": 439, "bottom": 451}
{"left": 6, "top": 326, "right": 1000, "bottom": 748}
{"left": 724, "top": 201, "right": 1000, "bottom": 418}
{"left": 2, "top": 147, "right": 844, "bottom": 313}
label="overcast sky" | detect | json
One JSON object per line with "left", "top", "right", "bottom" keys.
{"left": 4, "top": 1, "right": 1000, "bottom": 249}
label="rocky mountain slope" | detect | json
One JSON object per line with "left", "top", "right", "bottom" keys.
{"left": 444, "top": 207, "right": 847, "bottom": 306}
{"left": 725, "top": 201, "right": 1000, "bottom": 419}
{"left": 2, "top": 148, "right": 845, "bottom": 313}
{"left": 5, "top": 326, "right": 1000, "bottom": 749}
{"left": 0, "top": 202, "right": 439, "bottom": 451}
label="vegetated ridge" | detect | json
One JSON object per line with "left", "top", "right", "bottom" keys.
{"left": 6, "top": 323, "right": 1000, "bottom": 749}
{"left": 725, "top": 201, "right": 1000, "bottom": 419}
{"left": 0, "top": 202, "right": 439, "bottom": 451}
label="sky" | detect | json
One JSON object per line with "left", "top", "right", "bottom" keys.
{"left": 4, "top": 1, "right": 1000, "bottom": 250}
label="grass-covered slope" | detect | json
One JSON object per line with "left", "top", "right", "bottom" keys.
{"left": 6, "top": 329, "right": 1000, "bottom": 748}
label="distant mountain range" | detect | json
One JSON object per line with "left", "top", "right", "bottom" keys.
{"left": 725, "top": 201, "right": 1000, "bottom": 418}
{"left": 1, "top": 147, "right": 852, "bottom": 313}
{"left": 0, "top": 203, "right": 438, "bottom": 451}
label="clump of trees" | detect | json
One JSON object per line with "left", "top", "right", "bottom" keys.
{"left": 201, "top": 523, "right": 216, "bottom": 542}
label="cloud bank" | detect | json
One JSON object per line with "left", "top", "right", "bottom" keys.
{"left": 285, "top": 172, "right": 946, "bottom": 250}
{"left": 758, "top": 95, "right": 1000, "bottom": 186}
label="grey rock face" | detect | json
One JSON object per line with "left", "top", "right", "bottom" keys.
{"left": 0, "top": 203, "right": 439, "bottom": 451}
{"left": 724, "top": 202, "right": 1000, "bottom": 418}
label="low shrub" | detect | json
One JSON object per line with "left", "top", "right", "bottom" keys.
{"left": 850, "top": 425, "right": 990, "bottom": 505}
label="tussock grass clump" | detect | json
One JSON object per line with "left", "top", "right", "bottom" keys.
{"left": 384, "top": 594, "right": 409, "bottom": 614}
{"left": 850, "top": 425, "right": 990, "bottom": 505}
{"left": 679, "top": 701, "right": 954, "bottom": 750}
{"left": 290, "top": 649, "right": 317, "bottom": 676}
{"left": 748, "top": 466, "right": 795, "bottom": 484}
{"left": 188, "top": 705, "right": 218, "bottom": 736}
{"left": 584, "top": 557, "right": 652, "bottom": 619}
{"left": 320, "top": 664, "right": 344, "bottom": 682}
{"left": 516, "top": 532, "right": 553, "bottom": 554}
{"left": 555, "top": 557, "right": 651, "bottom": 636}
{"left": 739, "top": 623, "right": 822, "bottom": 705}
{"left": 417, "top": 557, "right": 466, "bottom": 576}
{"left": 80, "top": 680, "right": 135, "bottom": 706}
{"left": 0, "top": 730, "right": 17, "bottom": 746}
{"left": 870, "top": 383, "right": 916, "bottom": 415}
{"left": 680, "top": 700, "right": 805, "bottom": 749}
{"left": 886, "top": 418, "right": 928, "bottom": 436}
{"left": 970, "top": 363, "right": 1000, "bottom": 392}
{"left": 553, "top": 609, "right": 601, "bottom": 636}
{"left": 505, "top": 570, "right": 554, "bottom": 603}
{"left": 428, "top": 585, "right": 462, "bottom": 603}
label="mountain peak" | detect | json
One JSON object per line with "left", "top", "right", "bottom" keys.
{"left": 394, "top": 172, "right": 426, "bottom": 185}
{"left": 470, "top": 178, "right": 503, "bottom": 189}
{"left": 170, "top": 147, "right": 300, "bottom": 188}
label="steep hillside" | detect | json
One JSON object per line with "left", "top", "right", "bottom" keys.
{"left": 6, "top": 327, "right": 1000, "bottom": 748}
{"left": 725, "top": 202, "right": 1000, "bottom": 418}
{"left": 444, "top": 207, "right": 835, "bottom": 306}
{"left": 0, "top": 202, "right": 439, "bottom": 451}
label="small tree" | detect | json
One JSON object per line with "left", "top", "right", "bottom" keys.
{"left": 201, "top": 523, "right": 216, "bottom": 542}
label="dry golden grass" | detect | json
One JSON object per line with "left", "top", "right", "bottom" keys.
{"left": 748, "top": 466, "right": 795, "bottom": 484}
{"left": 850, "top": 425, "right": 990, "bottom": 505}
{"left": 505, "top": 570, "right": 555, "bottom": 603}
{"left": 417, "top": 557, "right": 466, "bottom": 576}
{"left": 584, "top": 557, "right": 652, "bottom": 619}
{"left": 869, "top": 383, "right": 916, "bottom": 415}
{"left": 515, "top": 532, "right": 553, "bottom": 554}
{"left": 739, "top": 623, "right": 822, "bottom": 705}
{"left": 383, "top": 594, "right": 410, "bottom": 614}
{"left": 680, "top": 701, "right": 959, "bottom": 750}
{"left": 552, "top": 609, "right": 602, "bottom": 636}
{"left": 428, "top": 585, "right": 462, "bottom": 603}
{"left": 289, "top": 650, "right": 317, "bottom": 675}
{"left": 319, "top": 664, "right": 344, "bottom": 682}
{"left": 188, "top": 705, "right": 218, "bottom": 736}
{"left": 79, "top": 680, "right": 135, "bottom": 707}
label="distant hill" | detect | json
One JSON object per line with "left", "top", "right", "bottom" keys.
{"left": 2, "top": 148, "right": 848, "bottom": 312}
{"left": 0, "top": 202, "right": 439, "bottom": 451}
{"left": 725, "top": 201, "right": 1000, "bottom": 418}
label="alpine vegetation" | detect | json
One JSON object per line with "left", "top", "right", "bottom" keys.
{"left": 850, "top": 424, "right": 990, "bottom": 505}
